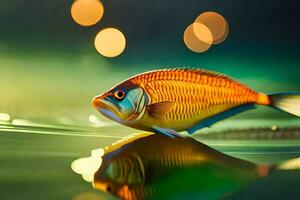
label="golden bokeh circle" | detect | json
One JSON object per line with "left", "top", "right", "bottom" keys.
{"left": 71, "top": 0, "right": 104, "bottom": 26}
{"left": 195, "top": 11, "right": 229, "bottom": 44}
{"left": 183, "top": 22, "right": 213, "bottom": 53}
{"left": 94, "top": 28, "right": 126, "bottom": 58}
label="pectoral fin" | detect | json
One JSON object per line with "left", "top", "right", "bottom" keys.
{"left": 147, "top": 101, "right": 176, "bottom": 118}
{"left": 153, "top": 126, "right": 184, "bottom": 138}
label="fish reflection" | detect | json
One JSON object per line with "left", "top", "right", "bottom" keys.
{"left": 91, "top": 133, "right": 299, "bottom": 200}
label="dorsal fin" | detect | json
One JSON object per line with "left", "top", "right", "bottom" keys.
{"left": 174, "top": 67, "right": 232, "bottom": 80}
{"left": 129, "top": 67, "right": 237, "bottom": 86}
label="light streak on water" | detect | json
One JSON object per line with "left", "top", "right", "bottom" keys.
{"left": 0, "top": 127, "right": 125, "bottom": 139}
{"left": 57, "top": 117, "right": 73, "bottom": 125}
{"left": 88, "top": 115, "right": 113, "bottom": 127}
{"left": 278, "top": 157, "right": 300, "bottom": 170}
{"left": 12, "top": 119, "right": 36, "bottom": 126}
{"left": 11, "top": 119, "right": 64, "bottom": 128}
{"left": 225, "top": 151, "right": 300, "bottom": 155}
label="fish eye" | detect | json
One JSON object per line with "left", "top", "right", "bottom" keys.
{"left": 113, "top": 90, "right": 126, "bottom": 100}
{"left": 106, "top": 183, "right": 113, "bottom": 193}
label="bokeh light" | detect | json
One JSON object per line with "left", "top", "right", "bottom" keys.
{"left": 0, "top": 113, "right": 10, "bottom": 121}
{"left": 71, "top": 148, "right": 104, "bottom": 182}
{"left": 94, "top": 28, "right": 126, "bottom": 57}
{"left": 279, "top": 157, "right": 300, "bottom": 170}
{"left": 183, "top": 22, "right": 213, "bottom": 53}
{"left": 71, "top": 0, "right": 104, "bottom": 26}
{"left": 88, "top": 115, "right": 111, "bottom": 127}
{"left": 91, "top": 148, "right": 105, "bottom": 157}
{"left": 195, "top": 11, "right": 229, "bottom": 44}
{"left": 12, "top": 119, "right": 35, "bottom": 126}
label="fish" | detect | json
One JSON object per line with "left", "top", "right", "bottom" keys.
{"left": 92, "top": 133, "right": 300, "bottom": 200}
{"left": 93, "top": 68, "right": 300, "bottom": 137}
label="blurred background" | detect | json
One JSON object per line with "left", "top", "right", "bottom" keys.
{"left": 1, "top": 0, "right": 300, "bottom": 200}
{"left": 1, "top": 0, "right": 300, "bottom": 123}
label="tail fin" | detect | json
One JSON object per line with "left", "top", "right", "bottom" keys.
{"left": 269, "top": 93, "right": 300, "bottom": 117}
{"left": 277, "top": 157, "right": 300, "bottom": 171}
{"left": 259, "top": 157, "right": 300, "bottom": 176}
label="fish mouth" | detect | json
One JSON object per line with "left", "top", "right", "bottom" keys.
{"left": 93, "top": 95, "right": 108, "bottom": 110}
{"left": 93, "top": 96, "right": 126, "bottom": 121}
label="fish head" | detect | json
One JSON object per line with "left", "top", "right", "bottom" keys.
{"left": 93, "top": 157, "right": 122, "bottom": 196}
{"left": 93, "top": 82, "right": 148, "bottom": 125}
{"left": 93, "top": 160, "right": 120, "bottom": 195}
{"left": 94, "top": 154, "right": 145, "bottom": 199}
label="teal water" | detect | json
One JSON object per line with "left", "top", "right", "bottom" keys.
{"left": 1, "top": 120, "right": 300, "bottom": 200}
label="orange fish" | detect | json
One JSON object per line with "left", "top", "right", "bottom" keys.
{"left": 93, "top": 68, "right": 300, "bottom": 137}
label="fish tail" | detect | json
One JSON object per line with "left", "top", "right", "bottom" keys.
{"left": 276, "top": 157, "right": 300, "bottom": 171}
{"left": 256, "top": 165, "right": 272, "bottom": 177}
{"left": 259, "top": 93, "right": 300, "bottom": 117}
{"left": 258, "top": 156, "right": 300, "bottom": 176}
{"left": 256, "top": 93, "right": 271, "bottom": 105}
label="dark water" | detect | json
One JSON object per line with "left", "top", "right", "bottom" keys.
{"left": 1, "top": 121, "right": 300, "bottom": 200}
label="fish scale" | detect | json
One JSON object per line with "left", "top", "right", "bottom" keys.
{"left": 129, "top": 69, "right": 261, "bottom": 131}
{"left": 150, "top": 80, "right": 250, "bottom": 121}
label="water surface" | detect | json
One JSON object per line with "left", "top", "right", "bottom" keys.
{"left": 1, "top": 120, "right": 300, "bottom": 200}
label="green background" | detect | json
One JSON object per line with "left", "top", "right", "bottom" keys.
{"left": 0, "top": 0, "right": 300, "bottom": 200}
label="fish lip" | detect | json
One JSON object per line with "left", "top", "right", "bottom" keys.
{"left": 93, "top": 96, "right": 126, "bottom": 120}
{"left": 92, "top": 95, "right": 105, "bottom": 110}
